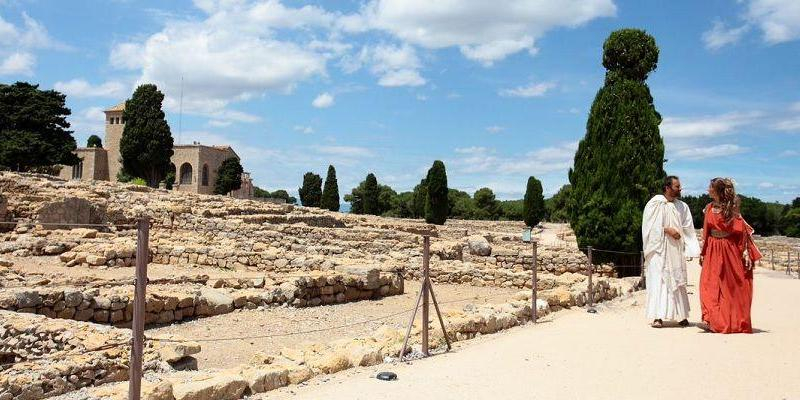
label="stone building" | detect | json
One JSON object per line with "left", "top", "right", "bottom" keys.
{"left": 59, "top": 102, "right": 253, "bottom": 198}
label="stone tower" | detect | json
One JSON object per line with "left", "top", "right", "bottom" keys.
{"left": 103, "top": 102, "right": 125, "bottom": 181}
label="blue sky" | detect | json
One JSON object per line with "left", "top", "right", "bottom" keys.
{"left": 1, "top": 0, "right": 798, "bottom": 203}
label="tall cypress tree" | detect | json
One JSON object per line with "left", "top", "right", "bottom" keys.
{"left": 321, "top": 165, "right": 340, "bottom": 211}
{"left": 120, "top": 84, "right": 174, "bottom": 187}
{"left": 523, "top": 176, "right": 545, "bottom": 227}
{"left": 425, "top": 160, "right": 448, "bottom": 225}
{"left": 363, "top": 173, "right": 379, "bottom": 215}
{"left": 569, "top": 29, "right": 665, "bottom": 256}
{"left": 298, "top": 172, "right": 322, "bottom": 207}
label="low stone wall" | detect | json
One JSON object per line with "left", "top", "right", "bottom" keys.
{"left": 0, "top": 311, "right": 199, "bottom": 400}
{"left": 0, "top": 269, "right": 403, "bottom": 328}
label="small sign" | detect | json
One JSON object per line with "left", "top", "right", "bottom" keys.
{"left": 522, "top": 228, "right": 532, "bottom": 243}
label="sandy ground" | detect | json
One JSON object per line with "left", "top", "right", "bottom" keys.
{"left": 148, "top": 280, "right": 519, "bottom": 369}
{"left": 262, "top": 260, "right": 800, "bottom": 400}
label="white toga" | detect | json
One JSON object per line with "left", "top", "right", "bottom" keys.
{"left": 642, "top": 195, "right": 700, "bottom": 321}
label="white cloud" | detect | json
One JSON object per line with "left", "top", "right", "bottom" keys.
{"left": 451, "top": 141, "right": 576, "bottom": 175}
{"left": 0, "top": 13, "right": 66, "bottom": 75}
{"left": 758, "top": 182, "right": 776, "bottom": 188}
{"left": 773, "top": 116, "right": 800, "bottom": 131}
{"left": 746, "top": 0, "right": 800, "bottom": 44}
{"left": 314, "top": 145, "right": 374, "bottom": 158}
{"left": 780, "top": 149, "right": 799, "bottom": 157}
{"left": 312, "top": 92, "right": 335, "bottom": 108}
{"left": 499, "top": 81, "right": 556, "bottom": 98}
{"left": 660, "top": 112, "right": 762, "bottom": 138}
{"left": 111, "top": 1, "right": 330, "bottom": 116}
{"left": 673, "top": 144, "right": 747, "bottom": 160}
{"left": 702, "top": 20, "right": 749, "bottom": 50}
{"left": 369, "top": 43, "right": 426, "bottom": 87}
{"left": 54, "top": 79, "right": 127, "bottom": 98}
{"left": 790, "top": 102, "right": 800, "bottom": 112}
{"left": 293, "top": 125, "right": 314, "bottom": 134}
{"left": 485, "top": 125, "right": 504, "bottom": 134}
{"left": 0, "top": 52, "right": 34, "bottom": 75}
{"left": 344, "top": 0, "right": 616, "bottom": 65}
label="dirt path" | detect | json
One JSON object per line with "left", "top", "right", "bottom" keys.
{"left": 148, "top": 280, "right": 519, "bottom": 369}
{"left": 263, "top": 261, "right": 800, "bottom": 400}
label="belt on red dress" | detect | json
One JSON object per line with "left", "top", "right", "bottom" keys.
{"left": 709, "top": 230, "right": 730, "bottom": 238}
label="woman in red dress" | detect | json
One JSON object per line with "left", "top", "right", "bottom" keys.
{"left": 699, "top": 177, "right": 762, "bottom": 334}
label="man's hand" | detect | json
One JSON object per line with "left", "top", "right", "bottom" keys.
{"left": 664, "top": 227, "right": 681, "bottom": 240}
{"left": 744, "top": 256, "right": 754, "bottom": 270}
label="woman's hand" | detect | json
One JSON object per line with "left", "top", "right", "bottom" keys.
{"left": 743, "top": 256, "right": 754, "bottom": 270}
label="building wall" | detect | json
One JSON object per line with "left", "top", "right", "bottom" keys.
{"left": 104, "top": 110, "right": 124, "bottom": 181}
{"left": 58, "top": 148, "right": 108, "bottom": 181}
{"left": 171, "top": 146, "right": 201, "bottom": 194}
{"left": 229, "top": 172, "right": 254, "bottom": 199}
{"left": 197, "top": 146, "right": 238, "bottom": 195}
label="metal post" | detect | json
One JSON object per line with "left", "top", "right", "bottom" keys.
{"left": 770, "top": 249, "right": 774, "bottom": 270}
{"left": 421, "top": 236, "right": 430, "bottom": 356}
{"left": 531, "top": 240, "right": 538, "bottom": 323}
{"left": 796, "top": 251, "right": 799, "bottom": 279}
{"left": 128, "top": 218, "right": 149, "bottom": 400}
{"left": 787, "top": 251, "right": 791, "bottom": 275}
{"left": 587, "top": 246, "right": 596, "bottom": 313}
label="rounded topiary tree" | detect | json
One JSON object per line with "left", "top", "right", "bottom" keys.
{"left": 425, "top": 160, "right": 448, "bottom": 225}
{"left": 569, "top": 29, "right": 665, "bottom": 257}
{"left": 363, "top": 173, "right": 379, "bottom": 215}
{"left": 321, "top": 165, "right": 340, "bottom": 212}
{"left": 299, "top": 172, "right": 322, "bottom": 207}
{"left": 87, "top": 134, "right": 102, "bottom": 148}
{"left": 213, "top": 157, "right": 243, "bottom": 195}
{"left": 523, "top": 176, "right": 545, "bottom": 227}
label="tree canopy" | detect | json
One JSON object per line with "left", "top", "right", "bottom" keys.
{"left": 120, "top": 84, "right": 174, "bottom": 187}
{"left": 213, "top": 157, "right": 243, "bottom": 195}
{"left": 0, "top": 82, "right": 79, "bottom": 171}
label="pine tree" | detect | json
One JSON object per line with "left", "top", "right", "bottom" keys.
{"left": 320, "top": 165, "right": 340, "bottom": 211}
{"left": 569, "top": 29, "right": 665, "bottom": 256}
{"left": 298, "top": 172, "right": 322, "bottom": 207}
{"left": 0, "top": 82, "right": 79, "bottom": 171}
{"left": 213, "top": 157, "right": 243, "bottom": 195}
{"left": 523, "top": 176, "right": 545, "bottom": 227}
{"left": 87, "top": 135, "right": 102, "bottom": 148}
{"left": 473, "top": 187, "right": 500, "bottom": 220}
{"left": 120, "top": 84, "right": 174, "bottom": 187}
{"left": 363, "top": 173, "right": 379, "bottom": 215}
{"left": 425, "top": 160, "right": 448, "bottom": 224}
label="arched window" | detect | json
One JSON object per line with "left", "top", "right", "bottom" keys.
{"left": 179, "top": 163, "right": 193, "bottom": 185}
{"left": 201, "top": 164, "right": 209, "bottom": 186}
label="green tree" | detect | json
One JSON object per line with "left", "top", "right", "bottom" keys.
{"left": 213, "top": 157, "right": 243, "bottom": 195}
{"left": 87, "top": 135, "right": 102, "bottom": 148}
{"left": 0, "top": 82, "right": 79, "bottom": 171}
{"left": 447, "top": 189, "right": 472, "bottom": 218}
{"left": 321, "top": 165, "right": 340, "bottom": 212}
{"left": 271, "top": 189, "right": 297, "bottom": 204}
{"left": 500, "top": 200, "right": 524, "bottom": 221}
{"left": 254, "top": 186, "right": 270, "bottom": 198}
{"left": 363, "top": 173, "right": 380, "bottom": 215}
{"left": 298, "top": 172, "right": 322, "bottom": 207}
{"left": 473, "top": 187, "right": 501, "bottom": 220}
{"left": 780, "top": 208, "right": 800, "bottom": 237}
{"left": 523, "top": 176, "right": 546, "bottom": 227}
{"left": 545, "top": 184, "right": 572, "bottom": 223}
{"left": 412, "top": 178, "right": 428, "bottom": 218}
{"left": 120, "top": 84, "right": 174, "bottom": 187}
{"left": 569, "top": 29, "right": 664, "bottom": 255}
{"left": 425, "top": 160, "right": 448, "bottom": 224}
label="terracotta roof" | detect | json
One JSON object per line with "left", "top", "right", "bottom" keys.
{"left": 104, "top": 101, "right": 125, "bottom": 112}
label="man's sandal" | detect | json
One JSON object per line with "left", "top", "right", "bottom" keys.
{"left": 651, "top": 319, "right": 663, "bottom": 328}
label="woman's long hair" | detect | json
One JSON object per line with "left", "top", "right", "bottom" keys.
{"left": 710, "top": 177, "right": 740, "bottom": 222}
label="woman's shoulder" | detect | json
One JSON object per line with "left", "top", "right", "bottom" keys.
{"left": 703, "top": 202, "right": 714, "bottom": 213}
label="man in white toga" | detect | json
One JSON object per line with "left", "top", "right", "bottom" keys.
{"left": 642, "top": 176, "right": 701, "bottom": 328}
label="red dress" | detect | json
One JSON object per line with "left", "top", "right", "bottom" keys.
{"left": 699, "top": 204, "right": 761, "bottom": 333}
